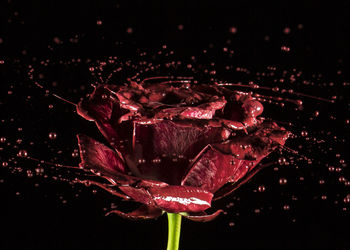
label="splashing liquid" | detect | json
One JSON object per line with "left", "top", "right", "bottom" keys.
{"left": 1, "top": 46, "right": 349, "bottom": 229}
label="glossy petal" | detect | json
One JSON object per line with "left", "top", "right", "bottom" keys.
{"left": 183, "top": 121, "right": 288, "bottom": 193}
{"left": 213, "top": 161, "right": 269, "bottom": 200}
{"left": 77, "top": 134, "right": 126, "bottom": 175}
{"left": 182, "top": 145, "right": 244, "bottom": 193}
{"left": 120, "top": 185, "right": 213, "bottom": 213}
{"left": 130, "top": 120, "right": 230, "bottom": 184}
{"left": 182, "top": 209, "right": 224, "bottom": 222}
{"left": 77, "top": 85, "right": 133, "bottom": 155}
{"left": 77, "top": 85, "right": 114, "bottom": 122}
{"left": 106, "top": 205, "right": 163, "bottom": 220}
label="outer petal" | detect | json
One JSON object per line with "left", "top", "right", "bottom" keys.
{"left": 77, "top": 134, "right": 126, "bottom": 175}
{"left": 213, "top": 161, "right": 270, "bottom": 200}
{"left": 77, "top": 85, "right": 115, "bottom": 122}
{"left": 119, "top": 185, "right": 213, "bottom": 213}
{"left": 181, "top": 209, "right": 224, "bottom": 222}
{"left": 77, "top": 85, "right": 132, "bottom": 154}
{"left": 181, "top": 145, "right": 244, "bottom": 193}
{"left": 182, "top": 121, "right": 289, "bottom": 193}
{"left": 106, "top": 205, "right": 163, "bottom": 220}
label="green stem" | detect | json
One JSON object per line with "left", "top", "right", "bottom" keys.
{"left": 166, "top": 213, "right": 182, "bottom": 250}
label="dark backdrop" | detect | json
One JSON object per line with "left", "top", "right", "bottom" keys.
{"left": 0, "top": 1, "right": 350, "bottom": 250}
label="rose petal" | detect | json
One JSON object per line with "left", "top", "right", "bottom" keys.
{"left": 77, "top": 85, "right": 133, "bottom": 155}
{"left": 182, "top": 145, "right": 244, "bottom": 193}
{"left": 77, "top": 134, "right": 126, "bottom": 174}
{"left": 182, "top": 209, "right": 224, "bottom": 222}
{"left": 77, "top": 85, "right": 114, "bottom": 122}
{"left": 213, "top": 121, "right": 289, "bottom": 160}
{"left": 131, "top": 120, "right": 230, "bottom": 184}
{"left": 106, "top": 205, "right": 163, "bottom": 220}
{"left": 182, "top": 121, "right": 288, "bottom": 193}
{"left": 120, "top": 185, "right": 213, "bottom": 213}
{"left": 213, "top": 161, "right": 269, "bottom": 200}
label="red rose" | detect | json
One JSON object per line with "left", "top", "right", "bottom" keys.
{"left": 76, "top": 79, "right": 288, "bottom": 222}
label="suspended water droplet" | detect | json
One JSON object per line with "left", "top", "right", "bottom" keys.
{"left": 228, "top": 222, "right": 235, "bottom": 227}
{"left": 279, "top": 178, "right": 287, "bottom": 185}
{"left": 283, "top": 204, "right": 290, "bottom": 210}
{"left": 258, "top": 185, "right": 266, "bottom": 192}
{"left": 49, "top": 132, "right": 57, "bottom": 140}
{"left": 301, "top": 131, "right": 308, "bottom": 137}
{"left": 17, "top": 149, "right": 28, "bottom": 158}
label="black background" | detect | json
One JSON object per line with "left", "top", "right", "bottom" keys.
{"left": 1, "top": 1, "right": 350, "bottom": 250}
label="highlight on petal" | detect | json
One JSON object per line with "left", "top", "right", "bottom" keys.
{"left": 106, "top": 205, "right": 163, "bottom": 220}
{"left": 149, "top": 186, "right": 213, "bottom": 213}
{"left": 119, "top": 185, "right": 213, "bottom": 213}
{"left": 181, "top": 209, "right": 224, "bottom": 222}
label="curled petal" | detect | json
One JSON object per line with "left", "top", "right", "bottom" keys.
{"left": 181, "top": 209, "right": 224, "bottom": 222}
{"left": 77, "top": 85, "right": 114, "bottom": 122}
{"left": 106, "top": 205, "right": 163, "bottom": 220}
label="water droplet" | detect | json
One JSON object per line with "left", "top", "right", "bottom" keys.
{"left": 278, "top": 157, "right": 286, "bottom": 165}
{"left": 283, "top": 205, "right": 290, "bottom": 210}
{"left": 49, "top": 132, "right": 57, "bottom": 140}
{"left": 301, "top": 131, "right": 308, "bottom": 137}
{"left": 258, "top": 185, "right": 266, "bottom": 192}
{"left": 229, "top": 27, "right": 237, "bottom": 34}
{"left": 228, "top": 222, "right": 235, "bottom": 227}
{"left": 279, "top": 178, "right": 287, "bottom": 185}
{"left": 0, "top": 137, "right": 6, "bottom": 143}
{"left": 17, "top": 149, "right": 28, "bottom": 158}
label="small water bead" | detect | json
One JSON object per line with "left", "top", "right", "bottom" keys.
{"left": 339, "top": 176, "right": 346, "bottom": 183}
{"left": 279, "top": 178, "right": 287, "bottom": 185}
{"left": 228, "top": 222, "right": 235, "bottom": 227}
{"left": 229, "top": 26, "right": 237, "bottom": 34}
{"left": 72, "top": 151, "right": 79, "bottom": 158}
{"left": 258, "top": 185, "right": 266, "bottom": 192}
{"left": 301, "top": 131, "right": 308, "bottom": 137}
{"left": 2, "top": 162, "right": 8, "bottom": 167}
{"left": 343, "top": 195, "right": 350, "bottom": 204}
{"left": 283, "top": 205, "right": 290, "bottom": 210}
{"left": 17, "top": 149, "right": 28, "bottom": 158}
{"left": 278, "top": 157, "right": 286, "bottom": 165}
{"left": 26, "top": 170, "right": 33, "bottom": 178}
{"left": 283, "top": 27, "right": 291, "bottom": 34}
{"left": 49, "top": 132, "right": 57, "bottom": 140}
{"left": 0, "top": 137, "right": 6, "bottom": 143}
{"left": 281, "top": 46, "right": 290, "bottom": 52}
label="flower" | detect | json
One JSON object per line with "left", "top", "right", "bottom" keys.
{"left": 76, "top": 79, "right": 289, "bottom": 222}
